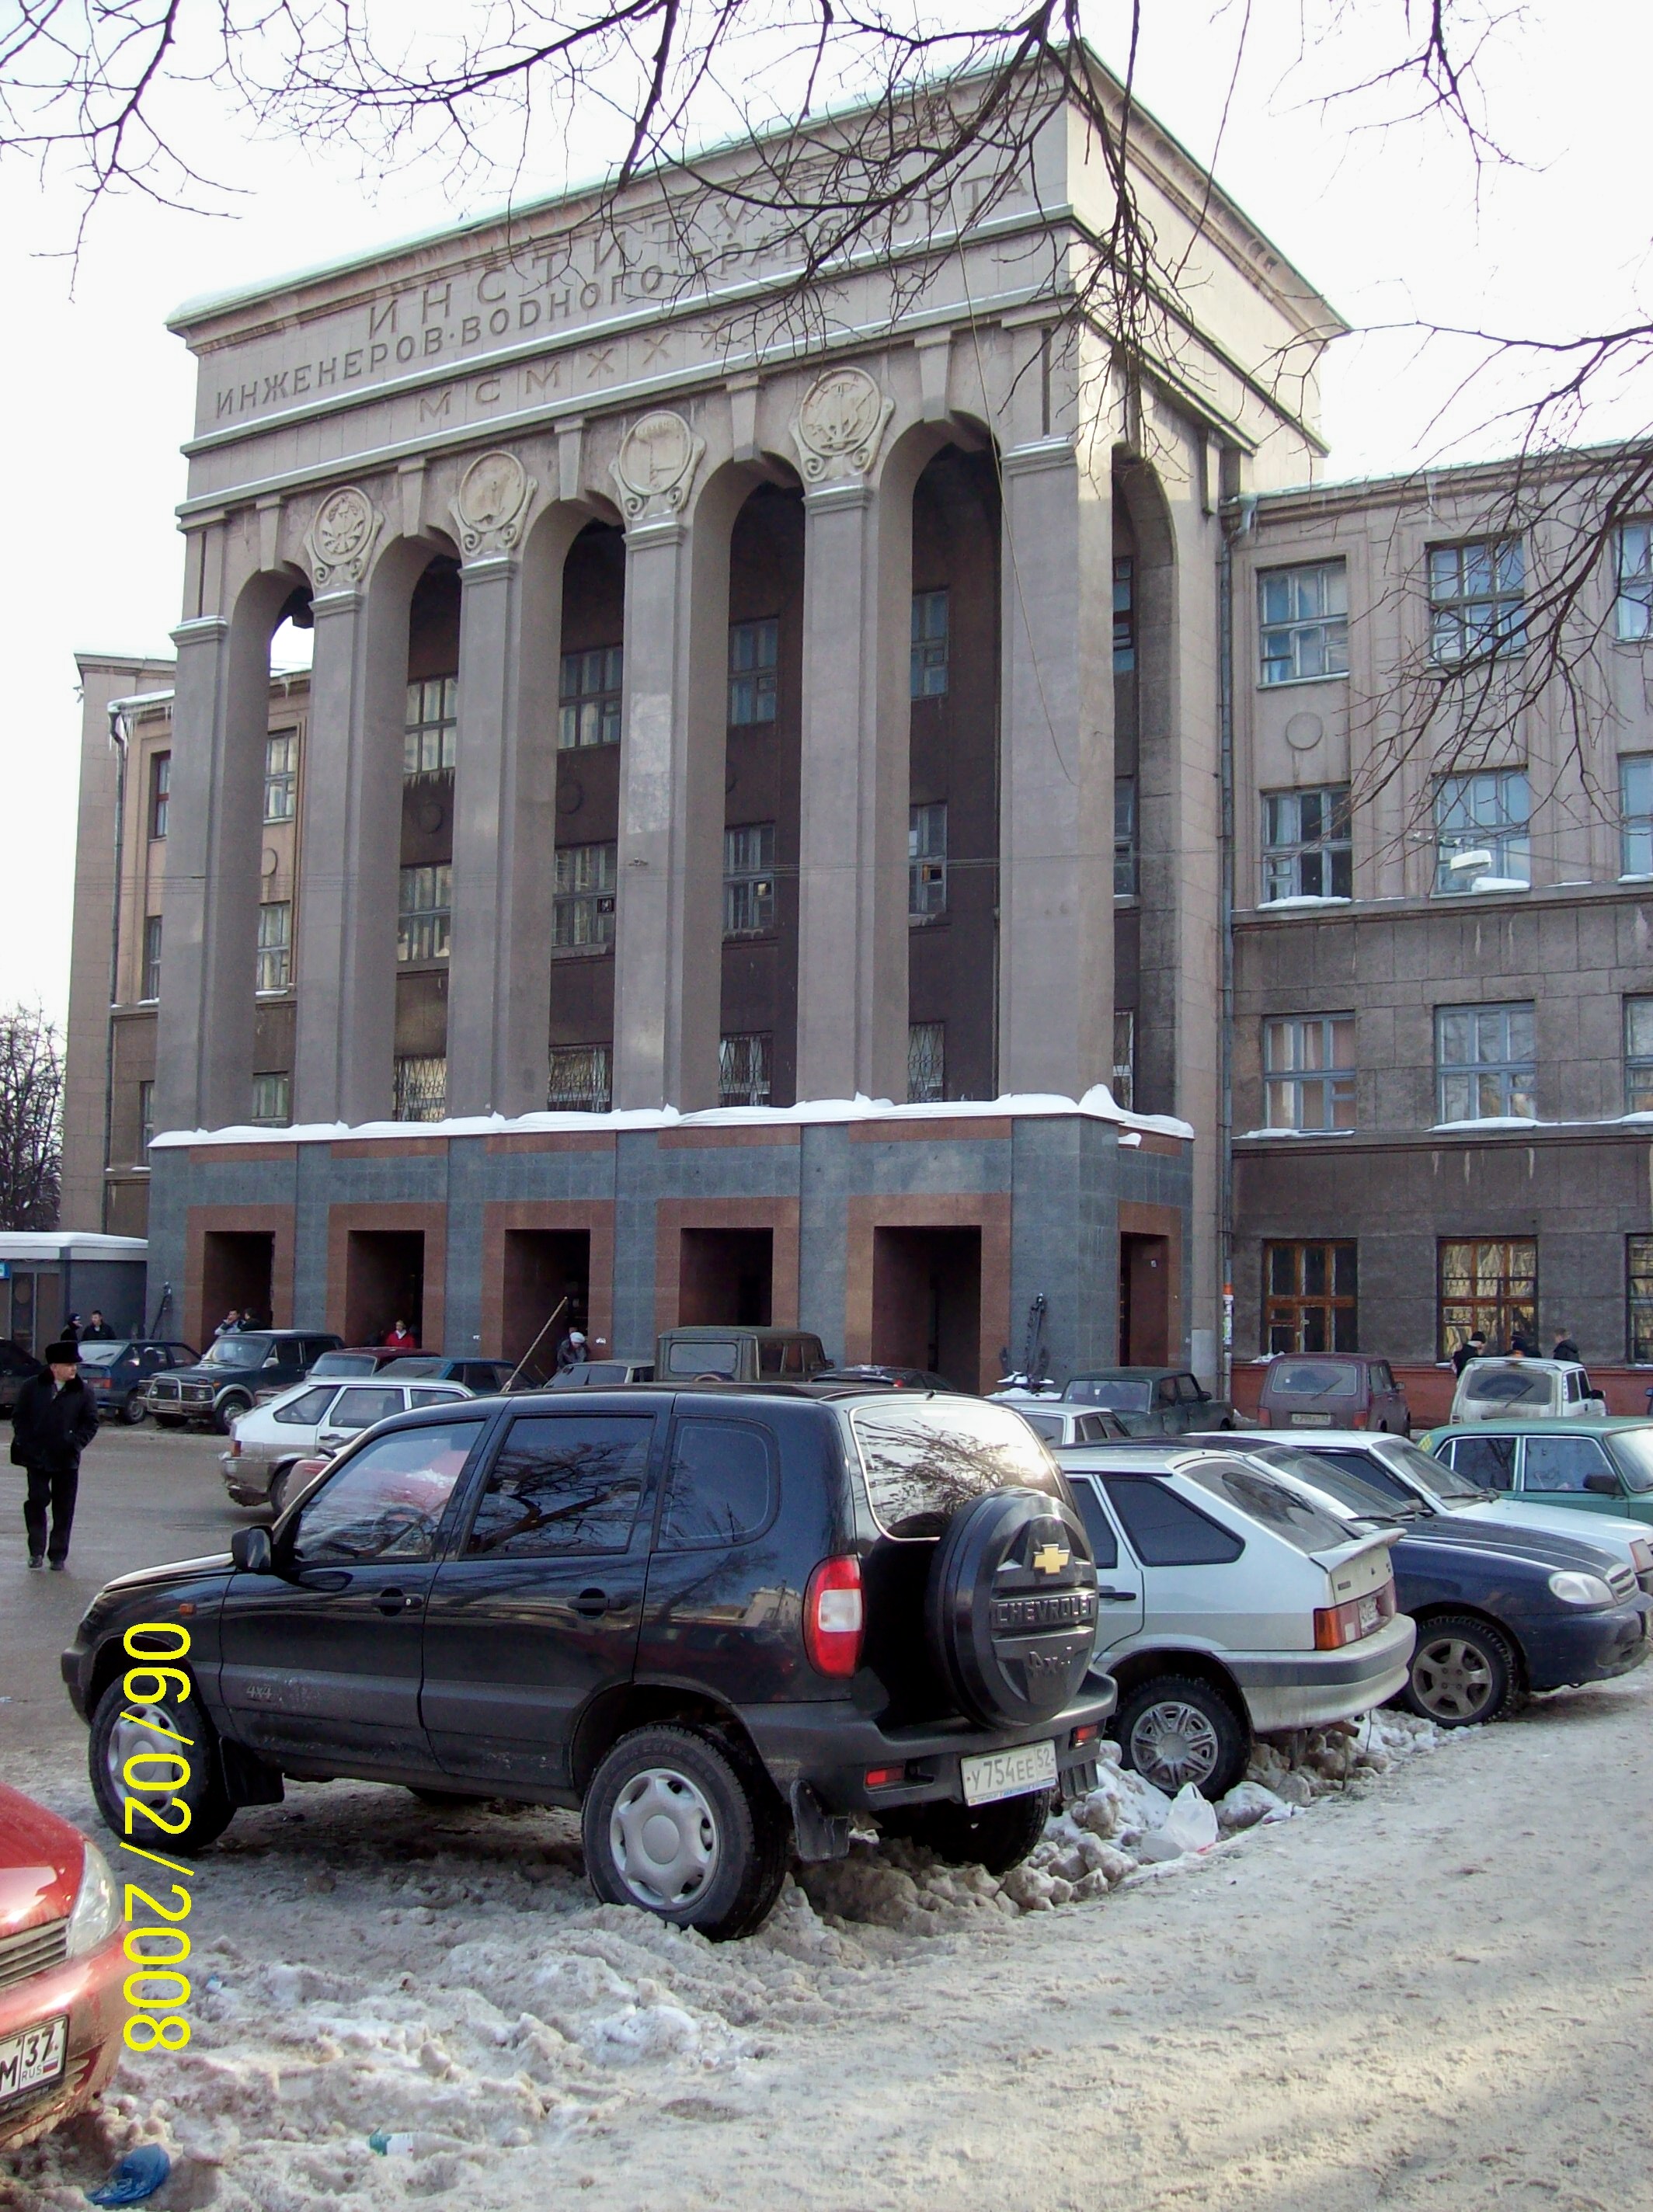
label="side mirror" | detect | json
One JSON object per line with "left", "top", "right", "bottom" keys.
{"left": 1584, "top": 1471, "right": 1620, "bottom": 1497}
{"left": 230, "top": 1525, "right": 274, "bottom": 1574}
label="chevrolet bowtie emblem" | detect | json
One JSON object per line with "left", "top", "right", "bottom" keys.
{"left": 1032, "top": 1542, "right": 1070, "bottom": 1575}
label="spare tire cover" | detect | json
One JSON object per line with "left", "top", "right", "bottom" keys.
{"left": 924, "top": 1489, "right": 1098, "bottom": 1730}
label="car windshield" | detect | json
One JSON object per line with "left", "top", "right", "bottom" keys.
{"left": 1180, "top": 1456, "right": 1362, "bottom": 1552}
{"left": 1242, "top": 1446, "right": 1421, "bottom": 1522}
{"left": 1382, "top": 1438, "right": 1485, "bottom": 1500}
{"left": 1066, "top": 1378, "right": 1154, "bottom": 1413}
{"left": 1463, "top": 1364, "right": 1551, "bottom": 1404}
{"left": 1609, "top": 1430, "right": 1653, "bottom": 1494}
{"left": 850, "top": 1399, "right": 1064, "bottom": 1539}
{"left": 75, "top": 1342, "right": 132, "bottom": 1365}
{"left": 203, "top": 1334, "right": 271, "bottom": 1369}
{"left": 1266, "top": 1358, "right": 1362, "bottom": 1401}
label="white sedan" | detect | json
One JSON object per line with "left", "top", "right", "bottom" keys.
{"left": 221, "top": 1376, "right": 473, "bottom": 1513}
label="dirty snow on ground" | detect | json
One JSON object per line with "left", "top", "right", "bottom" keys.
{"left": 0, "top": 1712, "right": 1442, "bottom": 2210}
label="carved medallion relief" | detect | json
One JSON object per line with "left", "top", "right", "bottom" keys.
{"left": 789, "top": 365, "right": 895, "bottom": 483}
{"left": 611, "top": 409, "right": 705, "bottom": 522}
{"left": 304, "top": 486, "right": 382, "bottom": 587}
{"left": 451, "top": 449, "right": 537, "bottom": 555}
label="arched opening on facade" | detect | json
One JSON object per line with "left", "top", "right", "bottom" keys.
{"left": 1113, "top": 457, "right": 1177, "bottom": 1117}
{"left": 394, "top": 555, "right": 461, "bottom": 1121}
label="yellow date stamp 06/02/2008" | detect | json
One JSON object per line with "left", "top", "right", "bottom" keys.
{"left": 113, "top": 1622, "right": 203, "bottom": 2053}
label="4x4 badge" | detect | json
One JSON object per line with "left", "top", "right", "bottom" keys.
{"left": 1032, "top": 1542, "right": 1070, "bottom": 1576}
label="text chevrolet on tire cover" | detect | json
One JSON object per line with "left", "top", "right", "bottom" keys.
{"left": 61, "top": 1387, "right": 1113, "bottom": 1940}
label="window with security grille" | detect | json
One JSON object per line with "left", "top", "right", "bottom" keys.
{"left": 264, "top": 731, "right": 298, "bottom": 820}
{"left": 909, "top": 803, "right": 947, "bottom": 920}
{"left": 405, "top": 676, "right": 458, "bottom": 775}
{"left": 398, "top": 864, "right": 451, "bottom": 963}
{"left": 1435, "top": 1003, "right": 1536, "bottom": 1123}
{"left": 1262, "top": 787, "right": 1351, "bottom": 902}
{"left": 1629, "top": 1236, "right": 1653, "bottom": 1364}
{"left": 1263, "top": 1242, "right": 1357, "bottom": 1355}
{"left": 1112, "top": 1009, "right": 1135, "bottom": 1112}
{"left": 554, "top": 842, "right": 617, "bottom": 950}
{"left": 256, "top": 901, "right": 292, "bottom": 993}
{"left": 1626, "top": 999, "right": 1653, "bottom": 1113}
{"left": 723, "top": 824, "right": 776, "bottom": 936}
{"left": 719, "top": 1032, "right": 771, "bottom": 1107}
{"left": 1439, "top": 1237, "right": 1536, "bottom": 1360}
{"left": 1616, "top": 527, "right": 1653, "bottom": 642}
{"left": 729, "top": 620, "right": 778, "bottom": 725}
{"left": 394, "top": 1055, "right": 447, "bottom": 1122}
{"left": 1263, "top": 1014, "right": 1355, "bottom": 1132}
{"left": 141, "top": 916, "right": 162, "bottom": 1002}
{"left": 251, "top": 1071, "right": 290, "bottom": 1125}
{"left": 1428, "top": 538, "right": 1525, "bottom": 663}
{"left": 149, "top": 752, "right": 170, "bottom": 840}
{"left": 908, "top": 1021, "right": 945, "bottom": 1102}
{"left": 910, "top": 590, "right": 949, "bottom": 697}
{"left": 548, "top": 1044, "right": 613, "bottom": 1114}
{"left": 1259, "top": 562, "right": 1348, "bottom": 685}
{"left": 559, "top": 646, "right": 623, "bottom": 750}
{"left": 1435, "top": 768, "right": 1529, "bottom": 892}
{"left": 1621, "top": 756, "right": 1653, "bottom": 878}
{"left": 137, "top": 1080, "right": 154, "bottom": 1158}
{"left": 1113, "top": 558, "right": 1135, "bottom": 673}
{"left": 1114, "top": 779, "right": 1138, "bottom": 898}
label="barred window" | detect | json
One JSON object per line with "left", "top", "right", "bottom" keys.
{"left": 1262, "top": 787, "right": 1351, "bottom": 902}
{"left": 1259, "top": 562, "right": 1348, "bottom": 685}
{"left": 1114, "top": 778, "right": 1138, "bottom": 898}
{"left": 1630, "top": 1236, "right": 1653, "bottom": 1364}
{"left": 141, "top": 916, "right": 162, "bottom": 1003}
{"left": 559, "top": 646, "right": 623, "bottom": 750}
{"left": 137, "top": 1080, "right": 154, "bottom": 1159}
{"left": 149, "top": 752, "right": 171, "bottom": 840}
{"left": 1439, "top": 1237, "right": 1536, "bottom": 1361}
{"left": 398, "top": 863, "right": 451, "bottom": 964}
{"left": 1112, "top": 1009, "right": 1135, "bottom": 1114}
{"left": 1621, "top": 756, "right": 1653, "bottom": 878}
{"left": 719, "top": 1032, "right": 771, "bottom": 1107}
{"left": 729, "top": 620, "right": 778, "bottom": 725}
{"left": 1435, "top": 1003, "right": 1536, "bottom": 1123}
{"left": 1626, "top": 998, "right": 1653, "bottom": 1114}
{"left": 1615, "top": 526, "right": 1653, "bottom": 642}
{"left": 1428, "top": 538, "right": 1525, "bottom": 664}
{"left": 1113, "top": 558, "right": 1135, "bottom": 673}
{"left": 554, "top": 842, "right": 617, "bottom": 951}
{"left": 910, "top": 590, "right": 950, "bottom": 697}
{"left": 1263, "top": 1014, "right": 1355, "bottom": 1132}
{"left": 1435, "top": 769, "right": 1529, "bottom": 892}
{"left": 405, "top": 676, "right": 458, "bottom": 776}
{"left": 264, "top": 730, "right": 298, "bottom": 821}
{"left": 548, "top": 1045, "right": 613, "bottom": 1114}
{"left": 909, "top": 802, "right": 947, "bottom": 920}
{"left": 394, "top": 1055, "right": 447, "bottom": 1123}
{"left": 1264, "top": 1241, "right": 1357, "bottom": 1355}
{"left": 256, "top": 900, "right": 292, "bottom": 993}
{"left": 723, "top": 823, "right": 776, "bottom": 936}
{"left": 908, "top": 1021, "right": 945, "bottom": 1103}
{"left": 251, "top": 1071, "right": 290, "bottom": 1125}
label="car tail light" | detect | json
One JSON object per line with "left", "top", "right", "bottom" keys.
{"left": 804, "top": 1556, "right": 865, "bottom": 1678}
{"left": 864, "top": 1766, "right": 903, "bottom": 1788}
{"left": 228, "top": 1438, "right": 241, "bottom": 1457}
{"left": 1351, "top": 1410, "right": 1370, "bottom": 1430}
{"left": 1314, "top": 1577, "right": 1397, "bottom": 1650}
{"left": 1071, "top": 1722, "right": 1101, "bottom": 1746}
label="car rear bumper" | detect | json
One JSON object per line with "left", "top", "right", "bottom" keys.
{"left": 0, "top": 1927, "right": 127, "bottom": 2151}
{"left": 219, "top": 1452, "right": 279, "bottom": 1505}
{"left": 1520, "top": 1597, "right": 1652, "bottom": 1692}
{"left": 1227, "top": 1612, "right": 1418, "bottom": 1731}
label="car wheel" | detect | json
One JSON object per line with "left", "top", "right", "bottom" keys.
{"left": 119, "top": 1393, "right": 147, "bottom": 1425}
{"left": 89, "top": 1676, "right": 235, "bottom": 1855}
{"left": 583, "top": 1723, "right": 788, "bottom": 1941}
{"left": 267, "top": 1466, "right": 294, "bottom": 1518}
{"left": 893, "top": 1787, "right": 1053, "bottom": 1875}
{"left": 155, "top": 1415, "right": 185, "bottom": 1431}
{"left": 1402, "top": 1614, "right": 1519, "bottom": 1727}
{"left": 214, "top": 1393, "right": 252, "bottom": 1435}
{"left": 1115, "top": 1675, "right": 1251, "bottom": 1799}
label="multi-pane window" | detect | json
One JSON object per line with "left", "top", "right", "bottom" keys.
{"left": 1262, "top": 787, "right": 1351, "bottom": 902}
{"left": 553, "top": 842, "right": 617, "bottom": 950}
{"left": 559, "top": 646, "right": 623, "bottom": 750}
{"left": 1114, "top": 779, "right": 1138, "bottom": 898}
{"left": 1112, "top": 1008, "right": 1135, "bottom": 1114}
{"left": 256, "top": 900, "right": 292, "bottom": 993}
{"left": 137, "top": 1080, "right": 154, "bottom": 1159}
{"left": 548, "top": 1044, "right": 613, "bottom": 1114}
{"left": 141, "top": 916, "right": 162, "bottom": 1002}
{"left": 394, "top": 1055, "right": 447, "bottom": 1123}
{"left": 1620, "top": 756, "right": 1653, "bottom": 877}
{"left": 729, "top": 620, "right": 778, "bottom": 725}
{"left": 263, "top": 730, "right": 298, "bottom": 821}
{"left": 1428, "top": 538, "right": 1525, "bottom": 663}
{"left": 908, "top": 1022, "right": 945, "bottom": 1104}
{"left": 1263, "top": 1014, "right": 1355, "bottom": 1132}
{"left": 251, "top": 1071, "right": 291, "bottom": 1125}
{"left": 1258, "top": 561, "right": 1348, "bottom": 685}
{"left": 1625, "top": 998, "right": 1653, "bottom": 1113}
{"left": 909, "top": 803, "right": 947, "bottom": 920}
{"left": 405, "top": 676, "right": 458, "bottom": 775}
{"left": 397, "top": 864, "right": 451, "bottom": 964}
{"left": 719, "top": 1032, "right": 771, "bottom": 1107}
{"left": 723, "top": 824, "right": 776, "bottom": 936}
{"left": 1439, "top": 1237, "right": 1536, "bottom": 1361}
{"left": 1630, "top": 1236, "right": 1653, "bottom": 1364}
{"left": 148, "top": 753, "right": 170, "bottom": 840}
{"left": 1434, "top": 768, "right": 1529, "bottom": 892}
{"left": 910, "top": 590, "right": 949, "bottom": 697}
{"left": 1263, "top": 1242, "right": 1357, "bottom": 1355}
{"left": 1435, "top": 1003, "right": 1536, "bottom": 1123}
{"left": 1112, "top": 557, "right": 1136, "bottom": 673}
{"left": 1615, "top": 526, "right": 1653, "bottom": 642}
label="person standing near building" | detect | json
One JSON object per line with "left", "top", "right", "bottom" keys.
{"left": 1550, "top": 1326, "right": 1582, "bottom": 1362}
{"left": 12, "top": 1343, "right": 99, "bottom": 1571}
{"left": 80, "top": 1310, "right": 114, "bottom": 1342}
{"left": 555, "top": 1328, "right": 588, "bottom": 1373}
{"left": 383, "top": 1317, "right": 417, "bottom": 1351}
{"left": 1452, "top": 1330, "right": 1487, "bottom": 1376}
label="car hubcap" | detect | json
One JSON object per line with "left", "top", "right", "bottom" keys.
{"left": 1130, "top": 1701, "right": 1220, "bottom": 1789}
{"left": 1412, "top": 1636, "right": 1495, "bottom": 1721}
{"left": 107, "top": 1701, "right": 186, "bottom": 1798}
{"left": 609, "top": 1768, "right": 719, "bottom": 1909}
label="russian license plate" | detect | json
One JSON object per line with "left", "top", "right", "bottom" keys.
{"left": 1357, "top": 1592, "right": 1382, "bottom": 1634}
{"left": 1289, "top": 1413, "right": 1334, "bottom": 1426}
{"left": 960, "top": 1739, "right": 1058, "bottom": 1808}
{"left": 0, "top": 2015, "right": 68, "bottom": 2107}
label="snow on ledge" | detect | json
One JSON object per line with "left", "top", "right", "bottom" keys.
{"left": 1255, "top": 895, "right": 1352, "bottom": 913}
{"left": 151, "top": 1085, "right": 1195, "bottom": 1153}
{"left": 1237, "top": 1126, "right": 1355, "bottom": 1140}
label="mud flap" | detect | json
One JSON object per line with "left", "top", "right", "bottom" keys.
{"left": 220, "top": 1738, "right": 285, "bottom": 1807}
{"left": 788, "top": 1779, "right": 851, "bottom": 1862}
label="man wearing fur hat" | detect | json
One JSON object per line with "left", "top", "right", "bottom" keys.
{"left": 12, "top": 1341, "right": 99, "bottom": 1571}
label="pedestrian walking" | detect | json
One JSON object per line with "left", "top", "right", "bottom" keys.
{"left": 80, "top": 1310, "right": 115, "bottom": 1342}
{"left": 12, "top": 1343, "right": 99, "bottom": 1571}
{"left": 1451, "top": 1330, "right": 1487, "bottom": 1376}
{"left": 382, "top": 1317, "right": 418, "bottom": 1351}
{"left": 555, "top": 1327, "right": 588, "bottom": 1372}
{"left": 1550, "top": 1327, "right": 1582, "bottom": 1362}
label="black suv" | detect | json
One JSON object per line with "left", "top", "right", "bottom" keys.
{"left": 64, "top": 1387, "right": 1111, "bottom": 1939}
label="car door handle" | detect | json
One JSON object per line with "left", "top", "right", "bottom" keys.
{"left": 373, "top": 1588, "right": 423, "bottom": 1615}
{"left": 1094, "top": 1588, "right": 1139, "bottom": 1602}
{"left": 572, "top": 1588, "right": 611, "bottom": 1617}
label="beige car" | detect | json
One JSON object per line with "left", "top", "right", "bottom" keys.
{"left": 1449, "top": 1358, "right": 1606, "bottom": 1425}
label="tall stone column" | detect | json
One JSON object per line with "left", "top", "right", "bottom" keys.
{"left": 792, "top": 367, "right": 907, "bottom": 1103}
{"left": 997, "top": 437, "right": 1115, "bottom": 1097}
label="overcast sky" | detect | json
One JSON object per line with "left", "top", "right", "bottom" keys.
{"left": 4, "top": 0, "right": 1646, "bottom": 1018}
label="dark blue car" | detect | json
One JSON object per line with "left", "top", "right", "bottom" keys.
{"left": 1230, "top": 1440, "right": 1651, "bottom": 1726}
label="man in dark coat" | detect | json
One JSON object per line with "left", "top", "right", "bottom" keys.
{"left": 1451, "top": 1330, "right": 1488, "bottom": 1376}
{"left": 80, "top": 1310, "right": 115, "bottom": 1342}
{"left": 12, "top": 1343, "right": 99, "bottom": 1570}
{"left": 1550, "top": 1327, "right": 1582, "bottom": 1363}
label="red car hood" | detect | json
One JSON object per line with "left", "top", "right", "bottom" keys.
{"left": 0, "top": 1782, "right": 83, "bottom": 1931}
